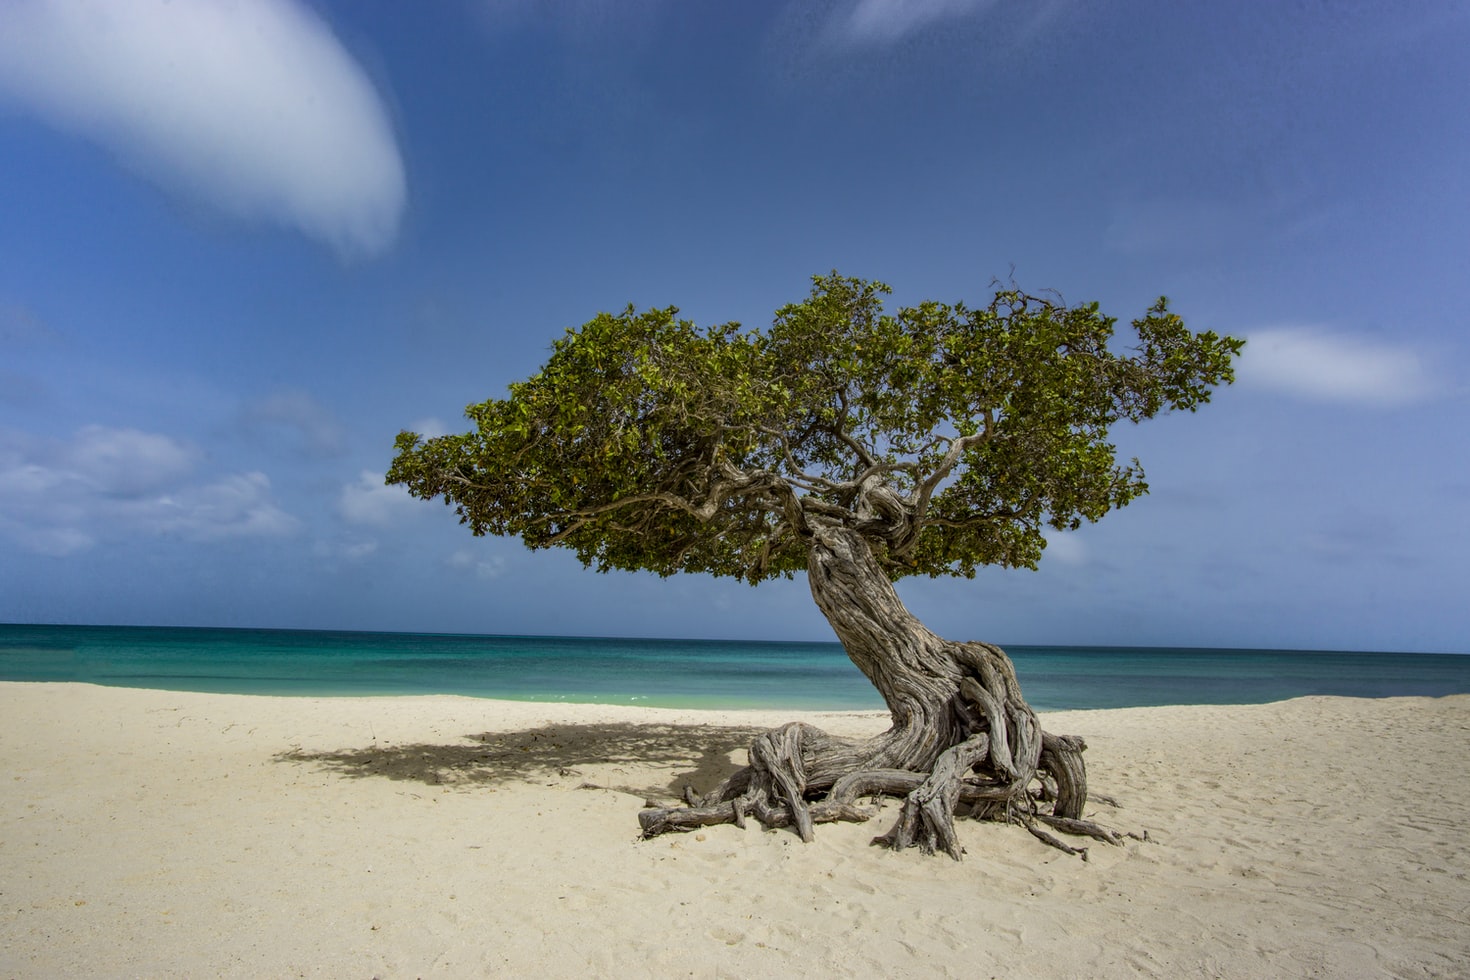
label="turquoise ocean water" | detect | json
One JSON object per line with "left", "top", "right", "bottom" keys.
{"left": 3, "top": 623, "right": 1469, "bottom": 711}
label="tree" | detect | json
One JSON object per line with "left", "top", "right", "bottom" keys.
{"left": 388, "top": 273, "right": 1243, "bottom": 859}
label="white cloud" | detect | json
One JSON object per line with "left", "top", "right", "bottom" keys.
{"left": 16, "top": 526, "right": 95, "bottom": 558}
{"left": 0, "top": 0, "right": 405, "bottom": 258}
{"left": 342, "top": 540, "right": 379, "bottom": 560}
{"left": 312, "top": 537, "right": 380, "bottom": 563}
{"left": 825, "top": 0, "right": 996, "bottom": 46}
{"left": 338, "top": 469, "right": 419, "bottom": 527}
{"left": 1041, "top": 531, "right": 1088, "bottom": 567}
{"left": 0, "top": 426, "right": 298, "bottom": 554}
{"left": 66, "top": 424, "right": 198, "bottom": 495}
{"left": 1241, "top": 327, "right": 1437, "bottom": 406}
{"left": 411, "top": 417, "right": 453, "bottom": 440}
{"left": 447, "top": 548, "right": 506, "bottom": 579}
{"left": 148, "top": 472, "right": 299, "bottom": 541}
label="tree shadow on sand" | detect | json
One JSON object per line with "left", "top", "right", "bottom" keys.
{"left": 274, "top": 722, "right": 773, "bottom": 801}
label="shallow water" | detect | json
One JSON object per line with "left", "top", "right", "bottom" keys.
{"left": 3, "top": 623, "right": 1467, "bottom": 711}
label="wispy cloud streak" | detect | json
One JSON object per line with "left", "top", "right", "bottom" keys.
{"left": 0, "top": 0, "right": 405, "bottom": 257}
{"left": 1242, "top": 327, "right": 1438, "bottom": 406}
{"left": 824, "top": 0, "right": 997, "bottom": 46}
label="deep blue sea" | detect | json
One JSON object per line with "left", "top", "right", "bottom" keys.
{"left": 2, "top": 623, "right": 1468, "bottom": 712}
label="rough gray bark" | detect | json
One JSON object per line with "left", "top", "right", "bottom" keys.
{"left": 640, "top": 526, "right": 1109, "bottom": 859}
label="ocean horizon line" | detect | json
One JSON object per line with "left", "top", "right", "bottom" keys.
{"left": 4, "top": 620, "right": 1465, "bottom": 659}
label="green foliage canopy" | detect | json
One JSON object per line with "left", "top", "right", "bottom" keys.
{"left": 388, "top": 273, "right": 1243, "bottom": 583}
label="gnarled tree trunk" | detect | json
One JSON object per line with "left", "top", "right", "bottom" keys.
{"left": 639, "top": 526, "right": 1105, "bottom": 859}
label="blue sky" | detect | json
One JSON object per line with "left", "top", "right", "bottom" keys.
{"left": 1, "top": 0, "right": 1467, "bottom": 652}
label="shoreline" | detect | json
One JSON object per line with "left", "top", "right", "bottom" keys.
{"left": 8, "top": 624, "right": 1470, "bottom": 714}
{"left": 3, "top": 683, "right": 1467, "bottom": 977}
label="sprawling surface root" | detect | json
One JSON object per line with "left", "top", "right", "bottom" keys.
{"left": 871, "top": 734, "right": 991, "bottom": 859}
{"left": 638, "top": 646, "right": 1116, "bottom": 861}
{"left": 638, "top": 529, "right": 1118, "bottom": 859}
{"left": 637, "top": 722, "right": 877, "bottom": 839}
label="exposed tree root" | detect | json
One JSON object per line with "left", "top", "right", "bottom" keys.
{"left": 1031, "top": 812, "right": 1126, "bottom": 846}
{"left": 639, "top": 709, "right": 1125, "bottom": 861}
{"left": 638, "top": 530, "right": 1129, "bottom": 861}
{"left": 871, "top": 734, "right": 991, "bottom": 859}
{"left": 1023, "top": 819, "right": 1091, "bottom": 860}
{"left": 635, "top": 719, "right": 1123, "bottom": 858}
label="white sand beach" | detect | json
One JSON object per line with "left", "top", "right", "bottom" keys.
{"left": 2, "top": 683, "right": 1467, "bottom": 978}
